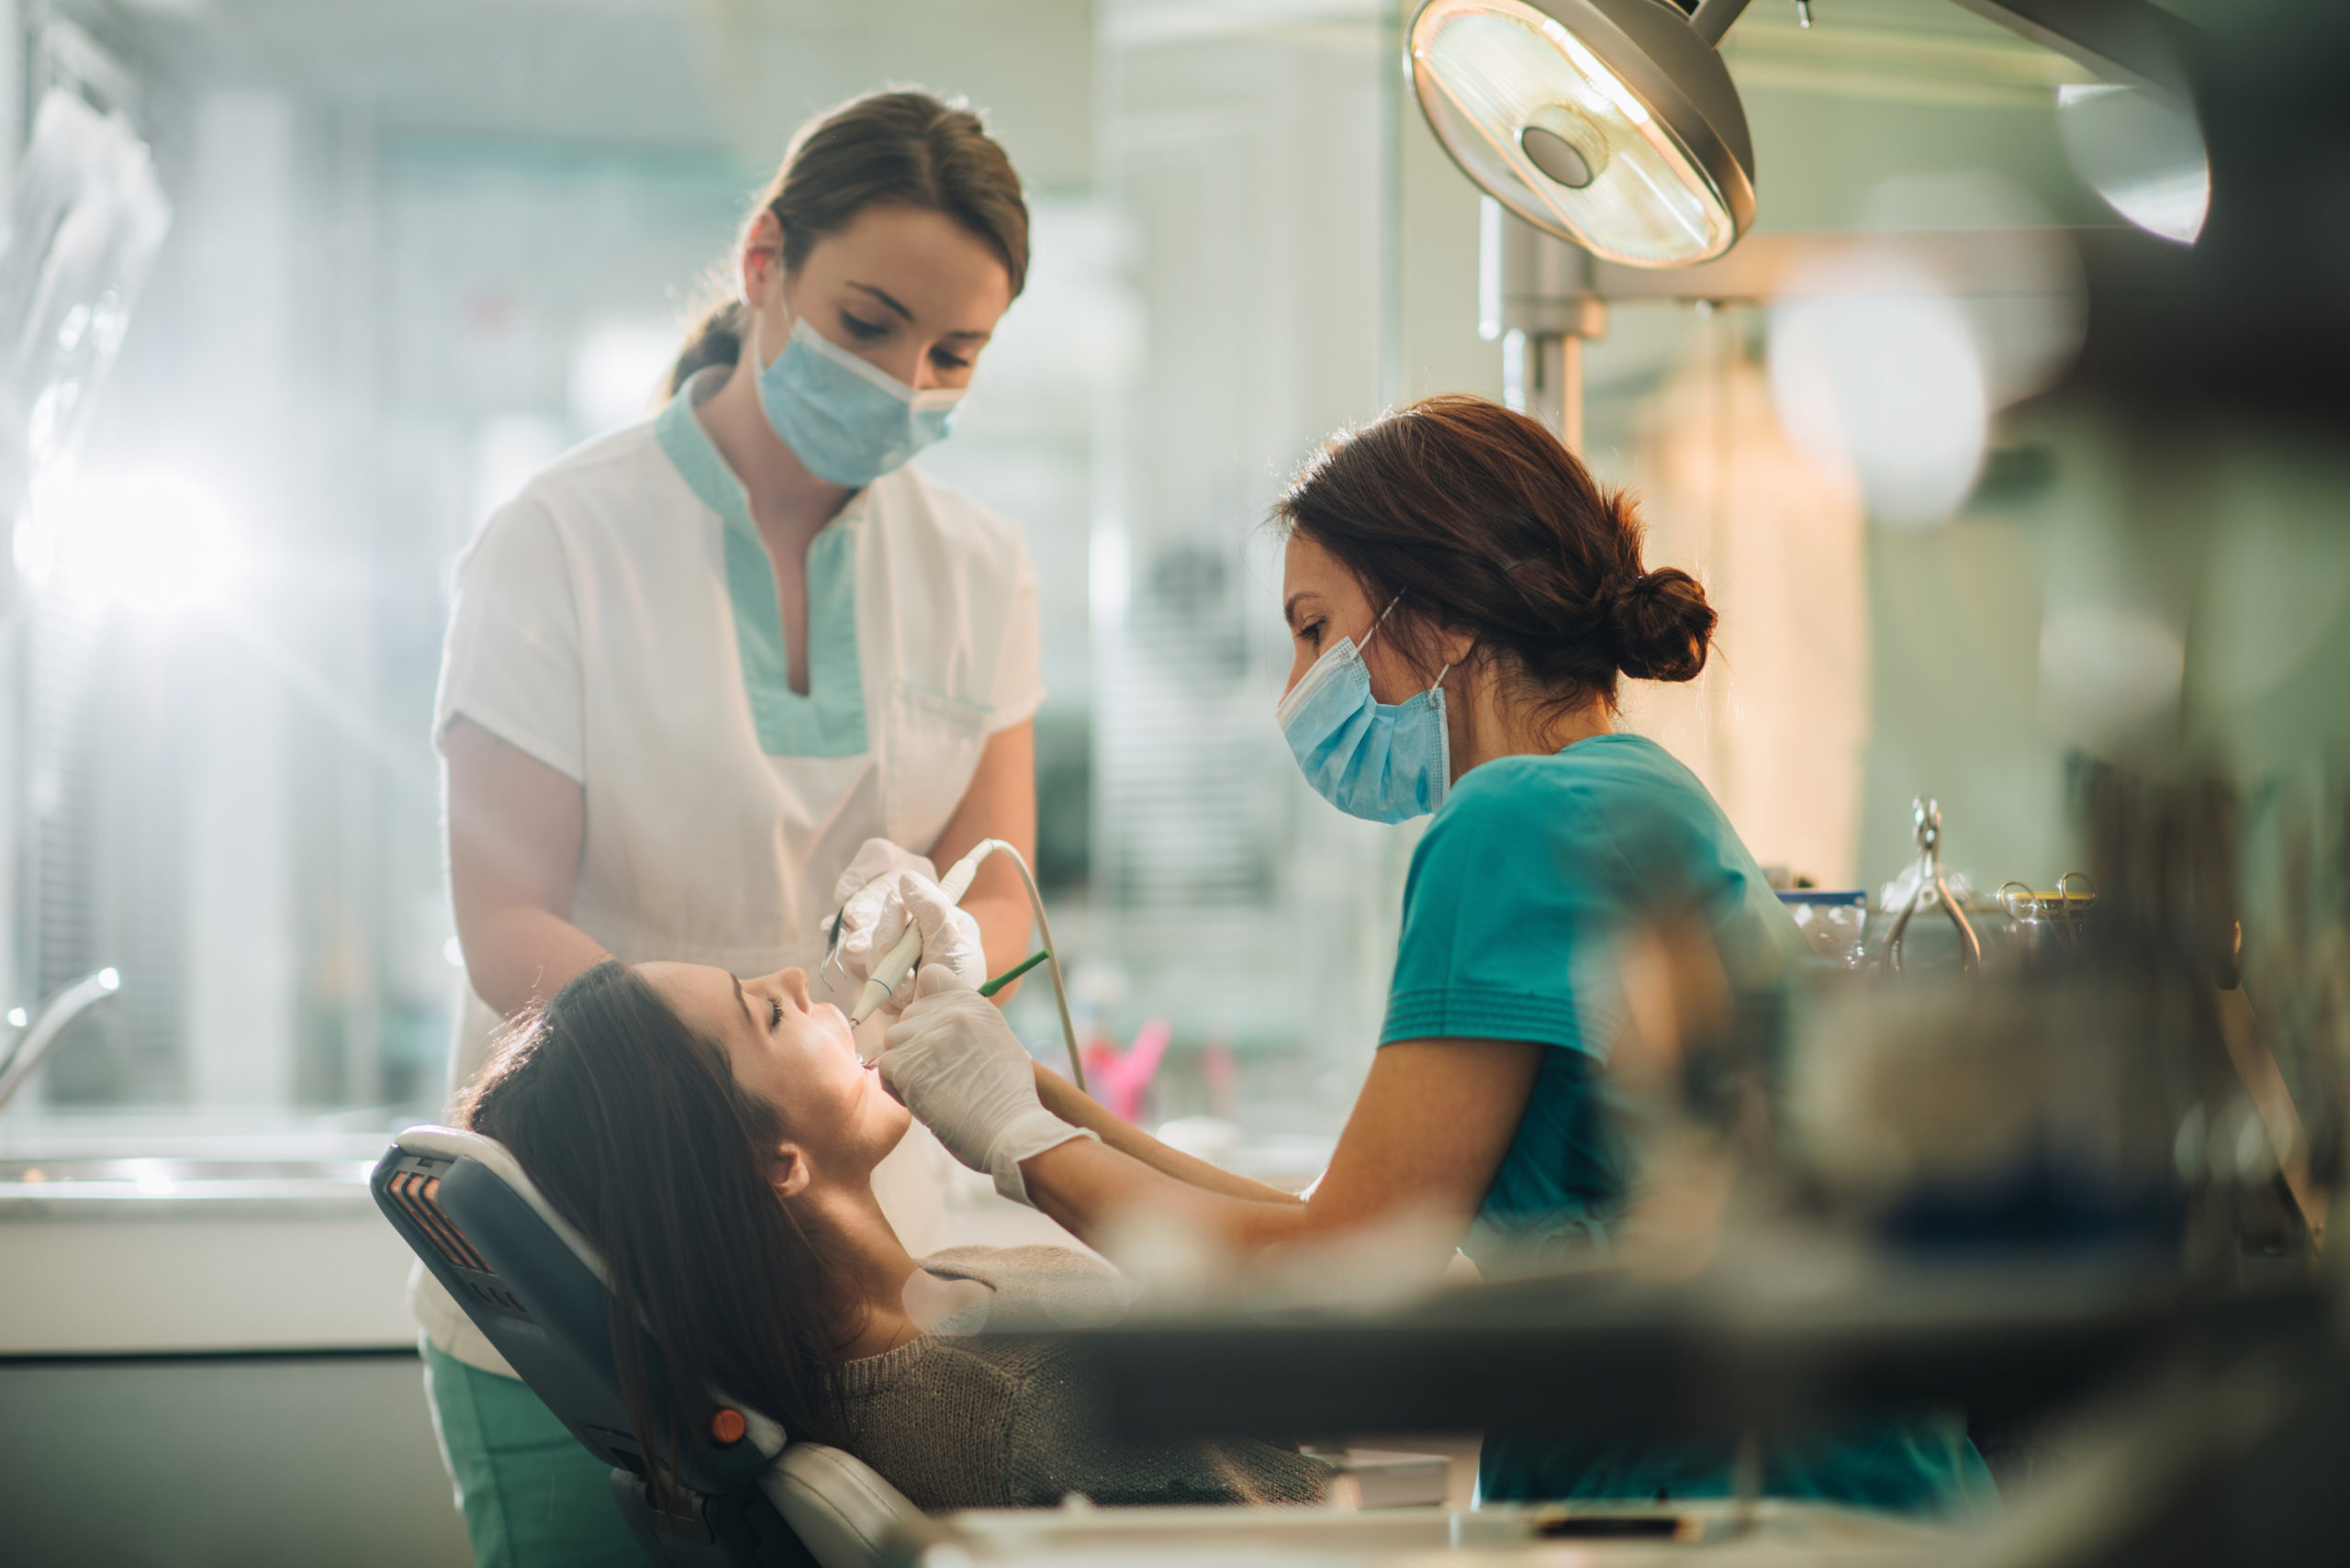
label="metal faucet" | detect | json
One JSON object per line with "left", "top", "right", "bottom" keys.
{"left": 0, "top": 968, "right": 122, "bottom": 1115}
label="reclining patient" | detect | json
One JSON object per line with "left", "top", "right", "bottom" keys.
{"left": 458, "top": 957, "right": 1330, "bottom": 1512}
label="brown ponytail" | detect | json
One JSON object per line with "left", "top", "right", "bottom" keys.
{"left": 1273, "top": 395, "right": 1716, "bottom": 715}
{"left": 664, "top": 89, "right": 1031, "bottom": 398}
{"left": 667, "top": 300, "right": 752, "bottom": 398}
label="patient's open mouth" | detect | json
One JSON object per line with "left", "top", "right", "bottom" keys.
{"left": 818, "top": 1002, "right": 867, "bottom": 1063}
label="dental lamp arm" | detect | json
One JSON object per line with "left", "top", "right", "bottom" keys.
{"left": 1688, "top": 0, "right": 1755, "bottom": 46}
{"left": 1943, "top": 0, "right": 2201, "bottom": 107}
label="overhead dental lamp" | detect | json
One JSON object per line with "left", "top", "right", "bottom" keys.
{"left": 1409, "top": 0, "right": 1758, "bottom": 268}
{"left": 1411, "top": 0, "right": 2206, "bottom": 270}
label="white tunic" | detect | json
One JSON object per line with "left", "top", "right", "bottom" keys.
{"left": 414, "top": 368, "right": 1043, "bottom": 1371}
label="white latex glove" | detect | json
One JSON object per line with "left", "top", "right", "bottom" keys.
{"left": 881, "top": 985, "right": 1097, "bottom": 1206}
{"left": 896, "top": 878, "right": 990, "bottom": 999}
{"left": 825, "top": 839, "right": 984, "bottom": 1009}
{"left": 827, "top": 839, "right": 935, "bottom": 967}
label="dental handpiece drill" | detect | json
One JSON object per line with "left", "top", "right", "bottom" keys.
{"left": 840, "top": 837, "right": 1088, "bottom": 1093}
{"left": 846, "top": 842, "right": 992, "bottom": 1025}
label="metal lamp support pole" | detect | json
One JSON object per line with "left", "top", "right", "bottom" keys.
{"left": 1687, "top": 0, "right": 1758, "bottom": 46}
{"left": 1547, "top": 305, "right": 1608, "bottom": 454}
{"left": 1482, "top": 201, "right": 1608, "bottom": 453}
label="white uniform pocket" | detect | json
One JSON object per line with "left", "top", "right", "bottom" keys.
{"left": 881, "top": 679, "right": 993, "bottom": 850}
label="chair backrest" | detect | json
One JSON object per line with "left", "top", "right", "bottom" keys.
{"left": 375, "top": 1125, "right": 834, "bottom": 1565}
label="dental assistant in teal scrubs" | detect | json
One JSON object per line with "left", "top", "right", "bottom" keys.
{"left": 875, "top": 393, "right": 1996, "bottom": 1516}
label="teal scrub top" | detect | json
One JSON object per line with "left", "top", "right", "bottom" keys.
{"left": 1381, "top": 734, "right": 1994, "bottom": 1516}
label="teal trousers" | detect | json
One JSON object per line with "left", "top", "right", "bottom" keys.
{"left": 421, "top": 1341, "right": 643, "bottom": 1567}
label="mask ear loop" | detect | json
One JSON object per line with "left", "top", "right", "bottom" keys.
{"left": 1366, "top": 590, "right": 1457, "bottom": 694}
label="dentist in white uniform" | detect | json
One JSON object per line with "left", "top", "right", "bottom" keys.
{"left": 416, "top": 91, "right": 1042, "bottom": 1406}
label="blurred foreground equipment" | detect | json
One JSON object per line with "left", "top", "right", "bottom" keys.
{"left": 909, "top": 1496, "right": 1958, "bottom": 1565}
{"left": 1054, "top": 757, "right": 2347, "bottom": 1562}
{"left": 984, "top": 13, "right": 2350, "bottom": 1564}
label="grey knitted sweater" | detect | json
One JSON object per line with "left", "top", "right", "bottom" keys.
{"left": 827, "top": 1245, "right": 1331, "bottom": 1511}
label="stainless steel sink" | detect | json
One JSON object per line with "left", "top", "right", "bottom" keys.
{"left": 0, "top": 1149, "right": 415, "bottom": 1352}
{"left": 0, "top": 1155, "right": 376, "bottom": 1206}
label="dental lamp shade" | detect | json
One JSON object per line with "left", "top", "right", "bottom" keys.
{"left": 1409, "top": 0, "right": 1757, "bottom": 267}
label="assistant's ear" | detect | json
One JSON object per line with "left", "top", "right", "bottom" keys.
{"left": 767, "top": 1142, "right": 813, "bottom": 1202}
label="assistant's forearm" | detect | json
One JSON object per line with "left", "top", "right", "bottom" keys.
{"left": 1032, "top": 1064, "right": 1304, "bottom": 1205}
{"left": 459, "top": 906, "right": 610, "bottom": 1016}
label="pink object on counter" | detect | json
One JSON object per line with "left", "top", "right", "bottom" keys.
{"left": 1080, "top": 1017, "right": 1171, "bottom": 1123}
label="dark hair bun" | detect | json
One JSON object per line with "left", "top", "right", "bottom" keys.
{"left": 1609, "top": 566, "right": 1716, "bottom": 684}
{"left": 1275, "top": 395, "right": 1715, "bottom": 714}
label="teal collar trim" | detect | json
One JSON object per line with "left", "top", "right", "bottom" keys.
{"left": 656, "top": 384, "right": 869, "bottom": 759}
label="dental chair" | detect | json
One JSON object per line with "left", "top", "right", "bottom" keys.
{"left": 373, "top": 1126, "right": 923, "bottom": 1568}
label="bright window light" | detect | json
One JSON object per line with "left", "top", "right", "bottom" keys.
{"left": 45, "top": 472, "right": 249, "bottom": 618}
{"left": 1769, "top": 252, "right": 1989, "bottom": 529}
{"left": 571, "top": 320, "right": 679, "bottom": 433}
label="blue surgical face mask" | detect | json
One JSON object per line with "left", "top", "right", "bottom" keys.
{"left": 751, "top": 313, "right": 964, "bottom": 487}
{"left": 1276, "top": 596, "right": 1453, "bottom": 823}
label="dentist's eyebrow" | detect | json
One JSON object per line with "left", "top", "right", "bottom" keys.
{"left": 1283, "top": 591, "right": 1319, "bottom": 632}
{"left": 733, "top": 975, "right": 755, "bottom": 1031}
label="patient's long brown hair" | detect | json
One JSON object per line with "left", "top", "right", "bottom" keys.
{"left": 460, "top": 961, "right": 855, "bottom": 1487}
